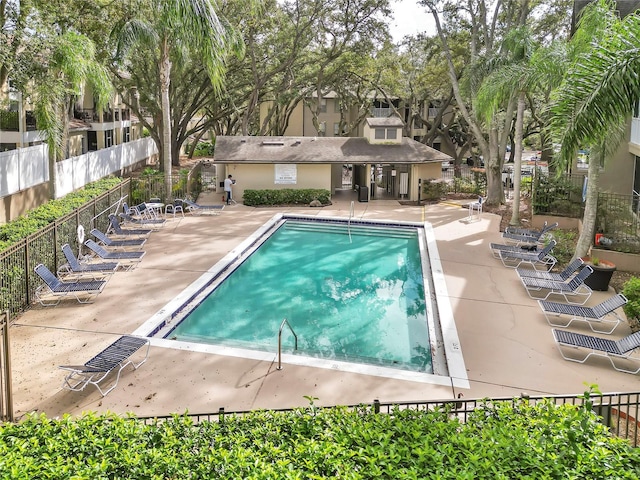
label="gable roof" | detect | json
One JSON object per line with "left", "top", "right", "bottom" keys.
{"left": 213, "top": 136, "right": 452, "bottom": 164}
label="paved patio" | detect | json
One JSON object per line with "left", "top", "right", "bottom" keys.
{"left": 9, "top": 192, "right": 639, "bottom": 420}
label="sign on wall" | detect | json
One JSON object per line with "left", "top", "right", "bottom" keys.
{"left": 275, "top": 164, "right": 297, "bottom": 184}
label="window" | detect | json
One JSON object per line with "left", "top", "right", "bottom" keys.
{"left": 88, "top": 131, "right": 98, "bottom": 151}
{"left": 123, "top": 126, "right": 131, "bottom": 143}
{"left": 386, "top": 128, "right": 397, "bottom": 140}
{"left": 334, "top": 98, "right": 340, "bottom": 113}
{"left": 104, "top": 129, "right": 113, "bottom": 148}
{"left": 334, "top": 123, "right": 340, "bottom": 136}
{"left": 319, "top": 98, "right": 327, "bottom": 113}
{"left": 375, "top": 128, "right": 385, "bottom": 139}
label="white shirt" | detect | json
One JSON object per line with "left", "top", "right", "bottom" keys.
{"left": 224, "top": 178, "right": 233, "bottom": 192}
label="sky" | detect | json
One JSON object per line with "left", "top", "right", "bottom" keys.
{"left": 390, "top": 0, "right": 435, "bottom": 43}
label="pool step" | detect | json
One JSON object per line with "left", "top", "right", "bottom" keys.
{"left": 284, "top": 221, "right": 416, "bottom": 239}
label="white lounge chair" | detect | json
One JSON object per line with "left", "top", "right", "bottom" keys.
{"left": 552, "top": 329, "right": 640, "bottom": 374}
{"left": 502, "top": 222, "right": 558, "bottom": 246}
{"left": 497, "top": 240, "right": 557, "bottom": 271}
{"left": 59, "top": 335, "right": 150, "bottom": 396}
{"left": 107, "top": 214, "right": 152, "bottom": 237}
{"left": 57, "top": 243, "right": 118, "bottom": 280}
{"left": 84, "top": 239, "right": 145, "bottom": 270}
{"left": 34, "top": 263, "right": 107, "bottom": 306}
{"left": 540, "top": 293, "right": 627, "bottom": 334}
{"left": 517, "top": 257, "right": 584, "bottom": 282}
{"left": 520, "top": 265, "right": 593, "bottom": 304}
{"left": 90, "top": 228, "right": 147, "bottom": 250}
{"left": 180, "top": 198, "right": 225, "bottom": 215}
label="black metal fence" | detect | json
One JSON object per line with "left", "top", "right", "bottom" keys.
{"left": 0, "top": 166, "right": 205, "bottom": 319}
{"left": 596, "top": 192, "right": 640, "bottom": 254}
{"left": 136, "top": 391, "right": 640, "bottom": 447}
{"left": 0, "top": 182, "right": 132, "bottom": 318}
{"left": 440, "top": 166, "right": 487, "bottom": 195}
{"left": 532, "top": 173, "right": 584, "bottom": 217}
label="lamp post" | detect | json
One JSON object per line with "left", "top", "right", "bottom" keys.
{"left": 418, "top": 178, "right": 422, "bottom": 205}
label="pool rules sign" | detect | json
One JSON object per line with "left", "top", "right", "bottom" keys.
{"left": 275, "top": 164, "right": 297, "bottom": 184}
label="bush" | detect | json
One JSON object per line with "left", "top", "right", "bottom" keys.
{"left": 421, "top": 179, "right": 447, "bottom": 201}
{"left": 243, "top": 189, "right": 331, "bottom": 206}
{"left": 1, "top": 397, "right": 639, "bottom": 478}
{"left": 0, "top": 177, "right": 123, "bottom": 252}
{"left": 622, "top": 277, "right": 640, "bottom": 331}
{"left": 192, "top": 141, "right": 215, "bottom": 157}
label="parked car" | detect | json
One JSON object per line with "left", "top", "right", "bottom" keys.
{"left": 441, "top": 161, "right": 451, "bottom": 171}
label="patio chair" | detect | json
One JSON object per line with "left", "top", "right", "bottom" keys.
{"left": 180, "top": 198, "right": 225, "bottom": 215}
{"left": 490, "top": 241, "right": 540, "bottom": 259}
{"left": 107, "top": 214, "right": 152, "bottom": 237}
{"left": 497, "top": 240, "right": 557, "bottom": 271}
{"left": 502, "top": 222, "right": 558, "bottom": 246}
{"left": 34, "top": 263, "right": 107, "bottom": 306}
{"left": 552, "top": 328, "right": 640, "bottom": 374}
{"left": 84, "top": 239, "right": 145, "bottom": 270}
{"left": 90, "top": 228, "right": 147, "bottom": 250}
{"left": 517, "top": 257, "right": 584, "bottom": 282}
{"left": 467, "top": 196, "right": 483, "bottom": 221}
{"left": 119, "top": 212, "right": 166, "bottom": 228}
{"left": 520, "top": 265, "right": 593, "bottom": 304}
{"left": 59, "top": 335, "right": 150, "bottom": 396}
{"left": 504, "top": 221, "right": 547, "bottom": 236}
{"left": 165, "top": 199, "right": 185, "bottom": 218}
{"left": 540, "top": 293, "right": 628, "bottom": 334}
{"left": 57, "top": 243, "right": 118, "bottom": 280}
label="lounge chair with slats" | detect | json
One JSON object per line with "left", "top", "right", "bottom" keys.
{"left": 107, "top": 214, "right": 152, "bottom": 237}
{"left": 34, "top": 263, "right": 107, "bottom": 306}
{"left": 84, "top": 239, "right": 145, "bottom": 270}
{"left": 552, "top": 329, "right": 640, "bottom": 374}
{"left": 119, "top": 211, "right": 166, "bottom": 229}
{"left": 540, "top": 293, "right": 628, "bottom": 334}
{"left": 520, "top": 265, "right": 593, "bottom": 304}
{"left": 90, "top": 228, "right": 147, "bottom": 250}
{"left": 517, "top": 257, "right": 584, "bottom": 282}
{"left": 180, "top": 198, "right": 225, "bottom": 215}
{"left": 497, "top": 240, "right": 557, "bottom": 271}
{"left": 490, "top": 241, "right": 540, "bottom": 259}
{"left": 59, "top": 335, "right": 150, "bottom": 396}
{"left": 502, "top": 222, "right": 558, "bottom": 246}
{"left": 504, "top": 221, "right": 547, "bottom": 237}
{"left": 57, "top": 243, "right": 118, "bottom": 280}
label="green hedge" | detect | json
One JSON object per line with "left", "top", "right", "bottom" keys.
{"left": 0, "top": 177, "right": 123, "bottom": 252}
{"left": 1, "top": 397, "right": 639, "bottom": 478}
{"left": 243, "top": 188, "right": 331, "bottom": 206}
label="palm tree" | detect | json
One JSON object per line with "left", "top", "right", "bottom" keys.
{"left": 112, "top": 0, "right": 243, "bottom": 198}
{"left": 31, "top": 31, "right": 112, "bottom": 198}
{"left": 550, "top": 0, "right": 639, "bottom": 257}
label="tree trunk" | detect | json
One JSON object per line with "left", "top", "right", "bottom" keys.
{"left": 160, "top": 47, "right": 173, "bottom": 198}
{"left": 574, "top": 154, "right": 600, "bottom": 259}
{"left": 509, "top": 92, "right": 526, "bottom": 225}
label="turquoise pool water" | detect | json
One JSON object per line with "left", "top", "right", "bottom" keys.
{"left": 167, "top": 220, "right": 432, "bottom": 373}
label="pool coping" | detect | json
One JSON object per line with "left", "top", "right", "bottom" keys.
{"left": 133, "top": 213, "right": 469, "bottom": 388}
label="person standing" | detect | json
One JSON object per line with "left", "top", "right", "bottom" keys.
{"left": 223, "top": 174, "right": 234, "bottom": 205}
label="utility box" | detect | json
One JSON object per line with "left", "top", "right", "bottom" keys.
{"left": 358, "top": 185, "right": 369, "bottom": 202}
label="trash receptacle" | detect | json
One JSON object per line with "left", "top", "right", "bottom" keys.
{"left": 359, "top": 185, "right": 368, "bottom": 202}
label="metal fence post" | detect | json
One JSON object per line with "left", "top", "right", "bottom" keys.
{"left": 0, "top": 311, "right": 14, "bottom": 422}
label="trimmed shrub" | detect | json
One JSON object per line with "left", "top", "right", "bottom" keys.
{"left": 243, "top": 189, "right": 331, "bottom": 206}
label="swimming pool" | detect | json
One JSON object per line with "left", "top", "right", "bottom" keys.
{"left": 135, "top": 214, "right": 468, "bottom": 387}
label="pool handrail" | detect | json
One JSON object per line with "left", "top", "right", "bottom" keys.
{"left": 277, "top": 318, "right": 298, "bottom": 371}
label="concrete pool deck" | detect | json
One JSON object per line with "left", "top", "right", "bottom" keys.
{"left": 9, "top": 193, "right": 639, "bottom": 419}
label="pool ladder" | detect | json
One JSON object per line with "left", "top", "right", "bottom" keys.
{"left": 277, "top": 318, "right": 298, "bottom": 370}
{"left": 348, "top": 201, "right": 354, "bottom": 243}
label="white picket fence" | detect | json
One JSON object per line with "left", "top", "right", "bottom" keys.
{"left": 0, "top": 138, "right": 157, "bottom": 199}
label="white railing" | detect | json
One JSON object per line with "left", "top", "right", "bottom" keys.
{"left": 631, "top": 117, "right": 640, "bottom": 146}
{"left": 1, "top": 138, "right": 157, "bottom": 199}
{"left": 0, "top": 144, "right": 48, "bottom": 197}
{"left": 55, "top": 138, "right": 157, "bottom": 198}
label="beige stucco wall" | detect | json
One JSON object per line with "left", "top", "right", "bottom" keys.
{"left": 218, "top": 164, "right": 332, "bottom": 201}
{"left": 0, "top": 182, "right": 49, "bottom": 224}
{"left": 412, "top": 163, "right": 442, "bottom": 201}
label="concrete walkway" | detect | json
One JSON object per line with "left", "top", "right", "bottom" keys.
{"left": 9, "top": 194, "right": 638, "bottom": 420}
